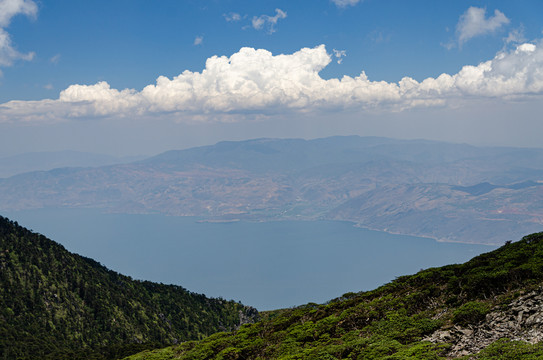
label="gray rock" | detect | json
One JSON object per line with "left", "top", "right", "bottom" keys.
{"left": 424, "top": 287, "right": 543, "bottom": 357}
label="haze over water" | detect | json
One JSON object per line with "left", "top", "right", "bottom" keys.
{"left": 5, "top": 208, "right": 495, "bottom": 310}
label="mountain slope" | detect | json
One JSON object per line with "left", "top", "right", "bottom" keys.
{"left": 1, "top": 137, "right": 543, "bottom": 244}
{"left": 124, "top": 232, "right": 543, "bottom": 359}
{"left": 0, "top": 216, "right": 258, "bottom": 360}
{"left": 0, "top": 151, "right": 144, "bottom": 178}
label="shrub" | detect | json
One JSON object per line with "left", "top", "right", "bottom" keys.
{"left": 452, "top": 301, "right": 490, "bottom": 326}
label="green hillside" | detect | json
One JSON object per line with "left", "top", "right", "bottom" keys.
{"left": 0, "top": 216, "right": 258, "bottom": 360}
{"left": 124, "top": 232, "right": 543, "bottom": 360}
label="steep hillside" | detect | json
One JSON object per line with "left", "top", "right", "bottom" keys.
{"left": 0, "top": 137, "right": 542, "bottom": 244}
{"left": 124, "top": 232, "right": 543, "bottom": 359}
{"left": 0, "top": 216, "right": 258, "bottom": 360}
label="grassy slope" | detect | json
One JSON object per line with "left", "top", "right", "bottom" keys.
{"left": 124, "top": 232, "right": 543, "bottom": 360}
{"left": 0, "top": 216, "right": 257, "bottom": 360}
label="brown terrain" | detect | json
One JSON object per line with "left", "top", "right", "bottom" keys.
{"left": 1, "top": 136, "right": 542, "bottom": 244}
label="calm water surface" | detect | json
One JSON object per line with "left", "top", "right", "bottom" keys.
{"left": 5, "top": 208, "right": 496, "bottom": 310}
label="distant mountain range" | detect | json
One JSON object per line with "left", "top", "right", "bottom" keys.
{"left": 1, "top": 136, "right": 542, "bottom": 244}
{"left": 0, "top": 151, "right": 145, "bottom": 178}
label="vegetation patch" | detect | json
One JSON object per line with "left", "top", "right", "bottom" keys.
{"left": 452, "top": 301, "right": 491, "bottom": 326}
{"left": 123, "top": 232, "right": 543, "bottom": 359}
{"left": 4, "top": 212, "right": 543, "bottom": 359}
{"left": 0, "top": 216, "right": 257, "bottom": 360}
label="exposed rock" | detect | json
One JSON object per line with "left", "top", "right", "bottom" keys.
{"left": 238, "top": 306, "right": 260, "bottom": 328}
{"left": 425, "top": 288, "right": 543, "bottom": 357}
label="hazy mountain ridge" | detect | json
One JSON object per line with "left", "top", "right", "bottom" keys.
{"left": 0, "top": 151, "right": 145, "bottom": 178}
{"left": 1, "top": 136, "right": 542, "bottom": 244}
{"left": 329, "top": 182, "right": 543, "bottom": 244}
{"left": 0, "top": 215, "right": 258, "bottom": 360}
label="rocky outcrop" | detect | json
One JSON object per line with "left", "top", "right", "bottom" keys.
{"left": 425, "top": 288, "right": 543, "bottom": 357}
{"left": 238, "top": 306, "right": 260, "bottom": 328}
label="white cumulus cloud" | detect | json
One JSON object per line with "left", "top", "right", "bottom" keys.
{"left": 1, "top": 42, "right": 543, "bottom": 123}
{"left": 456, "top": 7, "right": 510, "bottom": 46}
{"left": 0, "top": 0, "right": 36, "bottom": 27}
{"left": 252, "top": 9, "right": 287, "bottom": 34}
{"left": 0, "top": 0, "right": 37, "bottom": 71}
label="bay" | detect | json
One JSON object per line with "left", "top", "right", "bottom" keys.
{"left": 4, "top": 208, "right": 495, "bottom": 310}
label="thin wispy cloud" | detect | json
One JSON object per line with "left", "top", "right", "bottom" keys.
{"left": 194, "top": 36, "right": 203, "bottom": 46}
{"left": 49, "top": 54, "right": 61, "bottom": 64}
{"left": 0, "top": 0, "right": 37, "bottom": 73}
{"left": 456, "top": 7, "right": 510, "bottom": 47}
{"left": 332, "top": 49, "right": 346, "bottom": 64}
{"left": 331, "top": 0, "right": 361, "bottom": 8}
{"left": 368, "top": 30, "right": 392, "bottom": 44}
{"left": 1, "top": 41, "right": 543, "bottom": 123}
{"left": 252, "top": 9, "right": 287, "bottom": 34}
{"left": 224, "top": 12, "right": 242, "bottom": 22}
{"left": 504, "top": 26, "right": 526, "bottom": 45}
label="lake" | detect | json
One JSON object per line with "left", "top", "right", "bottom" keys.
{"left": 3, "top": 208, "right": 496, "bottom": 310}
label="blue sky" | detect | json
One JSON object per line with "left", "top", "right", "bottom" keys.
{"left": 1, "top": 0, "right": 543, "bottom": 156}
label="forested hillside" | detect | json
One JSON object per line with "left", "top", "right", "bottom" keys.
{"left": 125, "top": 232, "right": 543, "bottom": 359}
{"left": 0, "top": 216, "right": 258, "bottom": 360}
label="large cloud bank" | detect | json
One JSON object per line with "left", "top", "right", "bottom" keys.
{"left": 1, "top": 42, "right": 543, "bottom": 123}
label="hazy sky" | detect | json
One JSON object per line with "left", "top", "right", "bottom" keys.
{"left": 1, "top": 0, "right": 542, "bottom": 156}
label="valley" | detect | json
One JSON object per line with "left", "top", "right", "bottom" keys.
{"left": 1, "top": 136, "right": 542, "bottom": 244}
